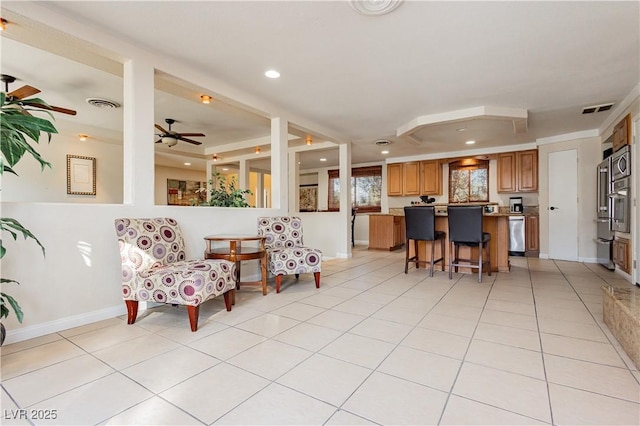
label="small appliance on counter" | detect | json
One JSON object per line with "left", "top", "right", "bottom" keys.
{"left": 509, "top": 197, "right": 523, "bottom": 213}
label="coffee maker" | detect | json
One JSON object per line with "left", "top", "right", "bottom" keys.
{"left": 509, "top": 197, "right": 523, "bottom": 213}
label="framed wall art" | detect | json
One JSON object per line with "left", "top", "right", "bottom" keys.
{"left": 299, "top": 184, "right": 318, "bottom": 212}
{"left": 67, "top": 155, "right": 96, "bottom": 195}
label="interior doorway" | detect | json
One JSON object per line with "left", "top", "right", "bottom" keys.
{"left": 548, "top": 149, "right": 579, "bottom": 261}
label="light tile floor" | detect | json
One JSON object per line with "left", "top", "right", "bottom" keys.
{"left": 1, "top": 248, "right": 639, "bottom": 425}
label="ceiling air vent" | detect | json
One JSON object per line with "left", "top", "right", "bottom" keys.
{"left": 374, "top": 139, "right": 391, "bottom": 146}
{"left": 86, "top": 98, "right": 121, "bottom": 109}
{"left": 582, "top": 103, "right": 614, "bottom": 114}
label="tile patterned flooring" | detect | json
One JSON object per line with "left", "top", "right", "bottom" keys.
{"left": 1, "top": 248, "right": 639, "bottom": 425}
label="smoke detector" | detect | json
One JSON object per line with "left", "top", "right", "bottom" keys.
{"left": 582, "top": 103, "right": 614, "bottom": 114}
{"left": 374, "top": 139, "right": 392, "bottom": 146}
{"left": 86, "top": 98, "right": 121, "bottom": 109}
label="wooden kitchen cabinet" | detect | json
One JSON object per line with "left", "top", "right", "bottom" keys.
{"left": 525, "top": 215, "right": 539, "bottom": 256}
{"left": 497, "top": 149, "right": 538, "bottom": 193}
{"left": 612, "top": 114, "right": 631, "bottom": 153}
{"left": 517, "top": 150, "right": 538, "bottom": 192}
{"left": 387, "top": 163, "right": 403, "bottom": 196}
{"left": 420, "top": 160, "right": 443, "bottom": 195}
{"left": 497, "top": 152, "right": 517, "bottom": 192}
{"left": 369, "top": 214, "right": 405, "bottom": 250}
{"left": 403, "top": 162, "right": 421, "bottom": 195}
{"left": 613, "top": 237, "right": 630, "bottom": 274}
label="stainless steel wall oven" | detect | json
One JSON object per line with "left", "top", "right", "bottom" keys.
{"left": 611, "top": 176, "right": 631, "bottom": 233}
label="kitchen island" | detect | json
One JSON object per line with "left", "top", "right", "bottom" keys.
{"left": 409, "top": 211, "right": 512, "bottom": 273}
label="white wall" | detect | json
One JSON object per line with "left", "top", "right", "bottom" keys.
{"left": 3, "top": 135, "right": 123, "bottom": 204}
{"left": 154, "top": 165, "right": 207, "bottom": 205}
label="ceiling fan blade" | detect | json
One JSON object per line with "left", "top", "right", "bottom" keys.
{"left": 29, "top": 102, "right": 77, "bottom": 115}
{"left": 178, "top": 133, "right": 205, "bottom": 137}
{"left": 155, "top": 124, "right": 168, "bottom": 133}
{"left": 178, "top": 136, "right": 202, "bottom": 145}
{"left": 155, "top": 139, "right": 162, "bottom": 144}
{"left": 8, "top": 85, "right": 40, "bottom": 100}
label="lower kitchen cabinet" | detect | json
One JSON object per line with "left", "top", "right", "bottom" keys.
{"left": 613, "top": 237, "right": 630, "bottom": 274}
{"left": 525, "top": 215, "right": 539, "bottom": 256}
{"left": 369, "top": 214, "right": 405, "bottom": 250}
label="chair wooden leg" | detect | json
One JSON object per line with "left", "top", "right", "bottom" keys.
{"left": 314, "top": 272, "right": 321, "bottom": 288}
{"left": 295, "top": 274, "right": 300, "bottom": 279}
{"left": 125, "top": 300, "right": 138, "bottom": 325}
{"left": 187, "top": 305, "right": 199, "bottom": 332}
{"left": 478, "top": 242, "right": 483, "bottom": 283}
{"left": 404, "top": 239, "right": 410, "bottom": 274}
{"left": 223, "top": 290, "right": 233, "bottom": 311}
{"left": 448, "top": 242, "right": 452, "bottom": 279}
{"left": 276, "top": 274, "right": 283, "bottom": 293}
{"left": 430, "top": 240, "right": 436, "bottom": 277}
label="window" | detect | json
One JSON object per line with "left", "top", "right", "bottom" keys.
{"left": 328, "top": 166, "right": 382, "bottom": 212}
{"left": 449, "top": 160, "right": 489, "bottom": 203}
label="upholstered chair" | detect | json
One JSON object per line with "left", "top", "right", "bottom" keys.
{"left": 114, "top": 217, "right": 236, "bottom": 331}
{"left": 257, "top": 216, "right": 322, "bottom": 293}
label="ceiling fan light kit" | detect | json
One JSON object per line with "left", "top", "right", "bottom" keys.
{"left": 155, "top": 118, "right": 205, "bottom": 146}
{"left": 1, "top": 74, "right": 77, "bottom": 115}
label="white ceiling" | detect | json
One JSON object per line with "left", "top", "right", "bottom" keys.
{"left": 2, "top": 1, "right": 639, "bottom": 171}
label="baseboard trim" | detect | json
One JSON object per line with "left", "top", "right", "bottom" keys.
{"left": 4, "top": 304, "right": 127, "bottom": 345}
{"left": 539, "top": 253, "right": 549, "bottom": 259}
{"left": 579, "top": 257, "right": 598, "bottom": 264}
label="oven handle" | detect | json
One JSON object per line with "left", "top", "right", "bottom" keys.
{"left": 595, "top": 219, "right": 610, "bottom": 223}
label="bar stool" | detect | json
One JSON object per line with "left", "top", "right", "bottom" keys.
{"left": 447, "top": 205, "right": 491, "bottom": 283}
{"left": 404, "top": 206, "right": 446, "bottom": 276}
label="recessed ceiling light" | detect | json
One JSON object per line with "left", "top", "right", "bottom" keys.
{"left": 183, "top": 162, "right": 191, "bottom": 166}
{"left": 457, "top": 128, "right": 467, "bottom": 132}
{"left": 320, "top": 158, "right": 327, "bottom": 162}
{"left": 222, "top": 167, "right": 229, "bottom": 171}
{"left": 265, "top": 69, "right": 280, "bottom": 79}
{"left": 78, "top": 134, "right": 89, "bottom": 141}
{"left": 381, "top": 150, "right": 389, "bottom": 154}
{"left": 466, "top": 140, "right": 476, "bottom": 145}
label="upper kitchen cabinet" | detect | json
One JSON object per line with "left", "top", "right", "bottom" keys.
{"left": 612, "top": 114, "right": 631, "bottom": 153}
{"left": 387, "top": 163, "right": 403, "bottom": 196}
{"left": 420, "top": 160, "right": 443, "bottom": 195}
{"left": 497, "top": 150, "right": 538, "bottom": 193}
{"left": 403, "top": 161, "right": 421, "bottom": 195}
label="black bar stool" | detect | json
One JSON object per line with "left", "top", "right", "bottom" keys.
{"left": 447, "top": 205, "right": 491, "bottom": 282}
{"left": 404, "top": 206, "right": 446, "bottom": 276}
{"left": 351, "top": 207, "right": 357, "bottom": 247}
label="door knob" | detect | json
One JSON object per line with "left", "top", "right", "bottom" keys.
{"left": 550, "top": 206, "right": 559, "bottom": 210}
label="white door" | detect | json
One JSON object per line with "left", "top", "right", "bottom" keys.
{"left": 548, "top": 149, "right": 579, "bottom": 261}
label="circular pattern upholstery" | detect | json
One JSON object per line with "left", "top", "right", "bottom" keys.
{"left": 258, "top": 216, "right": 322, "bottom": 281}
{"left": 115, "top": 217, "right": 236, "bottom": 306}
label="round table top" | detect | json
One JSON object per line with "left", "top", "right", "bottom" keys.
{"left": 203, "top": 234, "right": 264, "bottom": 242}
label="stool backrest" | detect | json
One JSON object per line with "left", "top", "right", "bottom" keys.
{"left": 404, "top": 206, "right": 437, "bottom": 240}
{"left": 447, "top": 206, "right": 484, "bottom": 243}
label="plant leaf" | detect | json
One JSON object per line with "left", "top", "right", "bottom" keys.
{"left": 0, "top": 218, "right": 46, "bottom": 257}
{"left": 0, "top": 292, "right": 24, "bottom": 323}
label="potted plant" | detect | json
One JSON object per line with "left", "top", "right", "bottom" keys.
{"left": 194, "top": 172, "right": 253, "bottom": 207}
{"left": 0, "top": 90, "right": 56, "bottom": 344}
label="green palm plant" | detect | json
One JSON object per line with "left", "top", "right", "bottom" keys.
{"left": 0, "top": 90, "right": 57, "bottom": 343}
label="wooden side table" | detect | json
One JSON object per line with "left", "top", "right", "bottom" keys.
{"left": 204, "top": 235, "right": 268, "bottom": 296}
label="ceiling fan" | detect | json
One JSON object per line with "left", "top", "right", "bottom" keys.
{"left": 1, "top": 74, "right": 77, "bottom": 115}
{"left": 155, "top": 118, "right": 204, "bottom": 147}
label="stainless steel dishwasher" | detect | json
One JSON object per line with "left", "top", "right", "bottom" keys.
{"left": 508, "top": 216, "right": 526, "bottom": 256}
